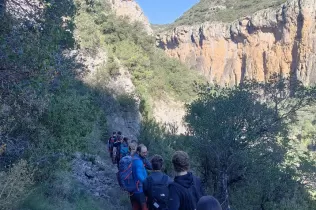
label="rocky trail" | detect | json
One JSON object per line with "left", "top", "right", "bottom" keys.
{"left": 68, "top": 49, "right": 137, "bottom": 209}
{"left": 71, "top": 143, "right": 130, "bottom": 210}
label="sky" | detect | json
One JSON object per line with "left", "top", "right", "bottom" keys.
{"left": 136, "top": 0, "right": 199, "bottom": 24}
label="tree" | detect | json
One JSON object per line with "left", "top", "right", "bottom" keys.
{"left": 185, "top": 75, "right": 316, "bottom": 210}
{"left": 0, "top": 0, "right": 6, "bottom": 16}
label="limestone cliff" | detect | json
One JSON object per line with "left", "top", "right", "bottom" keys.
{"left": 108, "top": 0, "right": 152, "bottom": 35}
{"left": 157, "top": 0, "right": 316, "bottom": 86}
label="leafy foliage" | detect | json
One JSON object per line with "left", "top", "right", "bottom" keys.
{"left": 117, "top": 93, "right": 138, "bottom": 112}
{"left": 74, "top": 0, "right": 206, "bottom": 115}
{"left": 139, "top": 118, "right": 188, "bottom": 174}
{"left": 0, "top": 160, "right": 34, "bottom": 210}
{"left": 0, "top": 0, "right": 106, "bottom": 184}
{"left": 184, "top": 76, "right": 316, "bottom": 210}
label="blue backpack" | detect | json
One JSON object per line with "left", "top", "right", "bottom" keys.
{"left": 117, "top": 156, "right": 138, "bottom": 192}
{"left": 120, "top": 143, "right": 129, "bottom": 158}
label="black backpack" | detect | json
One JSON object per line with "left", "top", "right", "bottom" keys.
{"left": 147, "top": 175, "right": 169, "bottom": 210}
{"left": 172, "top": 176, "right": 202, "bottom": 210}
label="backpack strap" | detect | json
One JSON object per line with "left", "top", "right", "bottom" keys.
{"left": 171, "top": 176, "right": 200, "bottom": 209}
{"left": 147, "top": 176, "right": 154, "bottom": 200}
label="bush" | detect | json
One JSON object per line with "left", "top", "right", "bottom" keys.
{"left": 0, "top": 160, "right": 34, "bottom": 210}
{"left": 117, "top": 93, "right": 138, "bottom": 112}
{"left": 42, "top": 87, "right": 99, "bottom": 153}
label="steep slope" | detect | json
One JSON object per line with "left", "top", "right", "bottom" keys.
{"left": 173, "top": 0, "right": 286, "bottom": 25}
{"left": 109, "top": 0, "right": 153, "bottom": 34}
{"left": 157, "top": 0, "right": 316, "bottom": 86}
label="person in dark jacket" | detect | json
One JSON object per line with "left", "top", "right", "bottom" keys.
{"left": 143, "top": 155, "right": 172, "bottom": 210}
{"left": 168, "top": 151, "right": 205, "bottom": 210}
{"left": 197, "top": 196, "right": 222, "bottom": 210}
{"left": 112, "top": 132, "right": 122, "bottom": 164}
{"left": 108, "top": 131, "right": 117, "bottom": 158}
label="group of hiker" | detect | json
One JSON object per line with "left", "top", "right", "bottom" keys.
{"left": 108, "top": 131, "right": 222, "bottom": 210}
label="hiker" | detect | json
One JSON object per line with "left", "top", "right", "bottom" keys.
{"left": 168, "top": 151, "right": 205, "bottom": 210}
{"left": 129, "top": 141, "right": 138, "bottom": 156}
{"left": 143, "top": 155, "right": 172, "bottom": 210}
{"left": 117, "top": 141, "right": 138, "bottom": 188}
{"left": 116, "top": 137, "right": 129, "bottom": 169}
{"left": 117, "top": 142, "right": 149, "bottom": 210}
{"left": 108, "top": 131, "right": 117, "bottom": 159}
{"left": 120, "top": 137, "right": 129, "bottom": 158}
{"left": 129, "top": 144, "right": 152, "bottom": 210}
{"left": 117, "top": 131, "right": 123, "bottom": 139}
{"left": 112, "top": 132, "right": 122, "bottom": 164}
{"left": 197, "top": 196, "right": 222, "bottom": 210}
{"left": 136, "top": 143, "right": 152, "bottom": 170}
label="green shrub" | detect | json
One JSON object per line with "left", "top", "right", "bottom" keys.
{"left": 42, "top": 87, "right": 99, "bottom": 153}
{"left": 0, "top": 160, "right": 34, "bottom": 210}
{"left": 117, "top": 93, "right": 137, "bottom": 112}
{"left": 106, "top": 54, "right": 120, "bottom": 77}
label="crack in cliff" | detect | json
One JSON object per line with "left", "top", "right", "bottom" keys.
{"left": 240, "top": 54, "right": 247, "bottom": 84}
{"left": 263, "top": 51, "right": 269, "bottom": 81}
{"left": 290, "top": 0, "right": 304, "bottom": 93}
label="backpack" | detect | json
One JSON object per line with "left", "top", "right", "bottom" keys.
{"left": 172, "top": 176, "right": 202, "bottom": 210}
{"left": 117, "top": 156, "right": 138, "bottom": 192}
{"left": 147, "top": 175, "right": 169, "bottom": 210}
{"left": 120, "top": 143, "right": 129, "bottom": 158}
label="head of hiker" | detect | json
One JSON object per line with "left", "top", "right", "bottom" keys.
{"left": 197, "top": 196, "right": 222, "bottom": 210}
{"left": 151, "top": 155, "right": 163, "bottom": 171}
{"left": 137, "top": 144, "right": 148, "bottom": 158}
{"left": 129, "top": 141, "right": 137, "bottom": 156}
{"left": 172, "top": 150, "right": 190, "bottom": 174}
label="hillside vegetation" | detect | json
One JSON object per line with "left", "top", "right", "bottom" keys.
{"left": 1, "top": 0, "right": 316, "bottom": 210}
{"left": 173, "top": 0, "right": 286, "bottom": 26}
{"left": 0, "top": 0, "right": 204, "bottom": 209}
{"left": 74, "top": 0, "right": 205, "bottom": 116}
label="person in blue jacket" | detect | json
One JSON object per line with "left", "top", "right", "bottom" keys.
{"left": 131, "top": 144, "right": 152, "bottom": 210}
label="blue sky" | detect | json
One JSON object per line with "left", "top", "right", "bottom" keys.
{"left": 136, "top": 0, "right": 199, "bottom": 24}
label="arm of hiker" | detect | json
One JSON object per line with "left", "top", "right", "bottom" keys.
{"left": 143, "top": 158, "right": 152, "bottom": 170}
{"left": 168, "top": 185, "right": 180, "bottom": 210}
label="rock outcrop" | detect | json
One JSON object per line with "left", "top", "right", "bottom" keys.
{"left": 108, "top": 0, "right": 153, "bottom": 35}
{"left": 157, "top": 0, "right": 316, "bottom": 86}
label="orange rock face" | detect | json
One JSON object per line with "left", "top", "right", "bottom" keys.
{"left": 157, "top": 0, "right": 316, "bottom": 86}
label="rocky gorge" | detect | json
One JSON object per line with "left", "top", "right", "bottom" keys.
{"left": 157, "top": 0, "right": 316, "bottom": 86}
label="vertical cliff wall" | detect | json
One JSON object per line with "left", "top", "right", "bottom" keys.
{"left": 157, "top": 0, "right": 316, "bottom": 85}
